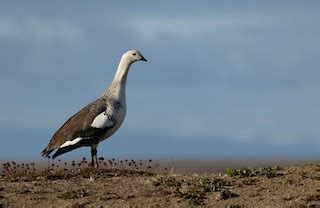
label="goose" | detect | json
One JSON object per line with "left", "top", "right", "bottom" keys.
{"left": 41, "top": 49, "right": 147, "bottom": 167}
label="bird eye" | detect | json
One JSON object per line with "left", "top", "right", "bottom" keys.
{"left": 132, "top": 53, "right": 136, "bottom": 56}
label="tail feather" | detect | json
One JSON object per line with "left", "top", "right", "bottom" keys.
{"left": 52, "top": 145, "right": 79, "bottom": 159}
{"left": 51, "top": 138, "right": 99, "bottom": 159}
{"left": 41, "top": 147, "right": 54, "bottom": 158}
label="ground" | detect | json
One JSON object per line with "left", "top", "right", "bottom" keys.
{"left": 0, "top": 162, "right": 320, "bottom": 207}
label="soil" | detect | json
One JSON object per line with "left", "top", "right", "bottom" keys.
{"left": 0, "top": 163, "right": 320, "bottom": 207}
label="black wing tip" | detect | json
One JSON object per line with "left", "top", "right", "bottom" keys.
{"left": 51, "top": 146, "right": 74, "bottom": 159}
{"left": 41, "top": 147, "right": 54, "bottom": 158}
{"left": 51, "top": 152, "right": 59, "bottom": 159}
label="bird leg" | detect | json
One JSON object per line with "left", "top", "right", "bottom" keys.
{"left": 94, "top": 150, "right": 99, "bottom": 169}
{"left": 91, "top": 146, "right": 99, "bottom": 168}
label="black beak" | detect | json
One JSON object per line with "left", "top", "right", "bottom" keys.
{"left": 140, "top": 55, "right": 147, "bottom": 62}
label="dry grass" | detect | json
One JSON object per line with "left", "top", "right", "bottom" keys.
{"left": 0, "top": 159, "right": 320, "bottom": 207}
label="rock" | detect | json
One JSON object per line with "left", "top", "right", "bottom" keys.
{"left": 227, "top": 205, "right": 242, "bottom": 208}
{"left": 35, "top": 176, "right": 45, "bottom": 181}
{"left": 306, "top": 202, "right": 317, "bottom": 208}
{"left": 215, "top": 189, "right": 238, "bottom": 201}
{"left": 126, "top": 193, "right": 135, "bottom": 199}
{"left": 178, "top": 183, "right": 189, "bottom": 195}
{"left": 16, "top": 189, "right": 31, "bottom": 194}
{"left": 71, "top": 202, "right": 86, "bottom": 208}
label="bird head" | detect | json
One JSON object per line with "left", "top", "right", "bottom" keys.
{"left": 123, "top": 49, "right": 147, "bottom": 64}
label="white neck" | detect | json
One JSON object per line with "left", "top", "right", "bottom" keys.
{"left": 104, "top": 55, "right": 132, "bottom": 105}
{"left": 112, "top": 55, "right": 132, "bottom": 84}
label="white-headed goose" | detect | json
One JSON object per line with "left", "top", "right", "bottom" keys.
{"left": 41, "top": 49, "right": 147, "bottom": 167}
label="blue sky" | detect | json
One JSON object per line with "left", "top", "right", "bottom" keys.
{"left": 1, "top": 1, "right": 320, "bottom": 160}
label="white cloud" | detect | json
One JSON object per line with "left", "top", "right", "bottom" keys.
{"left": 0, "top": 17, "right": 83, "bottom": 42}
{"left": 117, "top": 14, "right": 279, "bottom": 43}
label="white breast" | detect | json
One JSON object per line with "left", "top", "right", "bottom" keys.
{"left": 100, "top": 107, "right": 126, "bottom": 140}
{"left": 91, "top": 111, "right": 114, "bottom": 129}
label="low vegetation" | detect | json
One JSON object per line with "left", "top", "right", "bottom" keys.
{"left": 226, "top": 166, "right": 281, "bottom": 178}
{"left": 0, "top": 159, "right": 320, "bottom": 207}
{"left": 153, "top": 175, "right": 235, "bottom": 205}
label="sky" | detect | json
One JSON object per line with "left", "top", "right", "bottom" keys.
{"left": 1, "top": 1, "right": 320, "bottom": 160}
